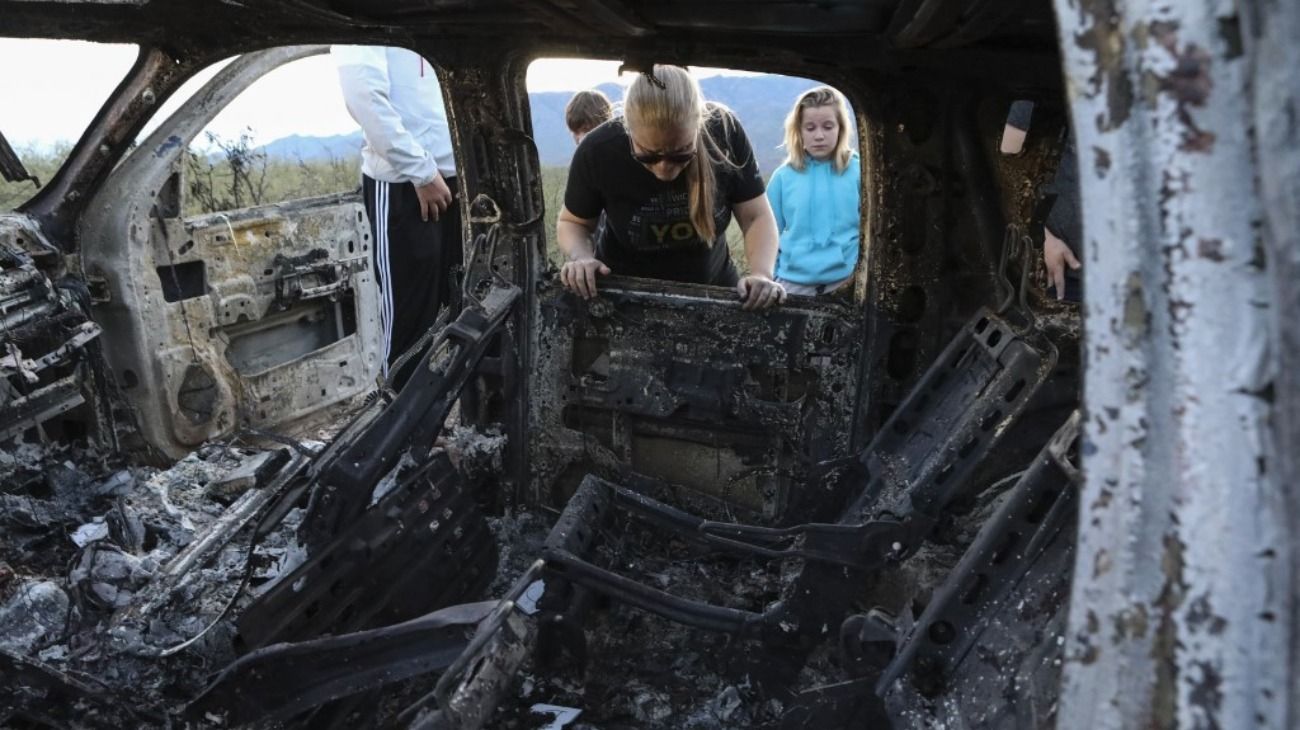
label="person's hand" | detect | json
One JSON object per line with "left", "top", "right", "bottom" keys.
{"left": 1043, "top": 228, "right": 1081, "bottom": 300}
{"left": 736, "top": 275, "right": 786, "bottom": 311}
{"left": 560, "top": 256, "right": 611, "bottom": 299}
{"left": 415, "top": 174, "right": 453, "bottom": 222}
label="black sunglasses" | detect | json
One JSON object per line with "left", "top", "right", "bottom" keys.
{"left": 629, "top": 138, "right": 696, "bottom": 166}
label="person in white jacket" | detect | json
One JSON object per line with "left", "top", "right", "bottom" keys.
{"left": 332, "top": 45, "right": 460, "bottom": 388}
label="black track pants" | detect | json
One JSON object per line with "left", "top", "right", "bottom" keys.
{"left": 362, "top": 174, "right": 462, "bottom": 388}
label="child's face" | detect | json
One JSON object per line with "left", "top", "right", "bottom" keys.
{"left": 800, "top": 105, "right": 840, "bottom": 161}
{"left": 572, "top": 127, "right": 594, "bottom": 146}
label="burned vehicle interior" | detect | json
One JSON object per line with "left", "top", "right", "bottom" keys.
{"left": 2, "top": 1, "right": 1082, "bottom": 728}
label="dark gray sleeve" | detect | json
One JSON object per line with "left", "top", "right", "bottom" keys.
{"left": 1006, "top": 100, "right": 1034, "bottom": 131}
{"left": 1044, "top": 134, "right": 1082, "bottom": 257}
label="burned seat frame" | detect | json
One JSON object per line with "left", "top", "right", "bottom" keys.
{"left": 178, "top": 274, "right": 520, "bottom": 725}
{"left": 235, "top": 281, "right": 520, "bottom": 649}
{"left": 191, "top": 301, "right": 1064, "bottom": 728}
{"left": 535, "top": 307, "right": 1058, "bottom": 638}
{"left": 855, "top": 409, "right": 1083, "bottom": 697}
{"left": 410, "top": 306, "right": 1061, "bottom": 728}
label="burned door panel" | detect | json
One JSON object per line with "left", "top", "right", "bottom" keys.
{"left": 76, "top": 46, "right": 382, "bottom": 457}
{"left": 529, "top": 277, "right": 861, "bottom": 519}
{"left": 181, "top": 197, "right": 378, "bottom": 429}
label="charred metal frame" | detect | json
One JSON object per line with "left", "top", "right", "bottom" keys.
{"left": 399, "top": 306, "right": 1062, "bottom": 728}
{"left": 0, "top": 219, "right": 107, "bottom": 444}
{"left": 864, "top": 410, "right": 1082, "bottom": 696}
{"left": 173, "top": 279, "right": 520, "bottom": 726}
{"left": 0, "top": 0, "right": 1073, "bottom": 465}
{"left": 0, "top": 1, "right": 1117, "bottom": 727}
{"left": 528, "top": 279, "right": 861, "bottom": 518}
{"left": 529, "top": 306, "right": 1057, "bottom": 632}
{"left": 71, "top": 46, "right": 383, "bottom": 459}
{"left": 189, "top": 600, "right": 498, "bottom": 725}
{"left": 238, "top": 280, "right": 518, "bottom": 649}
{"left": 297, "top": 281, "right": 519, "bottom": 548}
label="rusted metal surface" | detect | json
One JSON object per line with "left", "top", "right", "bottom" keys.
{"left": 22, "top": 47, "right": 206, "bottom": 247}
{"left": 1053, "top": 0, "right": 1288, "bottom": 727}
{"left": 75, "top": 47, "right": 381, "bottom": 458}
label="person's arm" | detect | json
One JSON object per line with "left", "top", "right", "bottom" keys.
{"left": 557, "top": 206, "right": 609, "bottom": 299}
{"left": 1001, "top": 100, "right": 1033, "bottom": 155}
{"left": 766, "top": 167, "right": 786, "bottom": 232}
{"left": 709, "top": 109, "right": 783, "bottom": 309}
{"left": 732, "top": 193, "right": 786, "bottom": 310}
{"left": 333, "top": 45, "right": 451, "bottom": 220}
{"left": 1042, "top": 133, "right": 1082, "bottom": 299}
{"left": 1000, "top": 125, "right": 1028, "bottom": 155}
{"left": 556, "top": 138, "right": 611, "bottom": 299}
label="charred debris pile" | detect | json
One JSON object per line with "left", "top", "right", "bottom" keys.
{"left": 4, "top": 263, "right": 1081, "bottom": 727}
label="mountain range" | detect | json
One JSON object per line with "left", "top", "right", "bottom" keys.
{"left": 259, "top": 74, "right": 829, "bottom": 177}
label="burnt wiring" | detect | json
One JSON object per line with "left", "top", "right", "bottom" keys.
{"left": 0, "top": 247, "right": 43, "bottom": 402}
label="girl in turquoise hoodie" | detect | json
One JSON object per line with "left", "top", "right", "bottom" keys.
{"left": 766, "top": 86, "right": 861, "bottom": 295}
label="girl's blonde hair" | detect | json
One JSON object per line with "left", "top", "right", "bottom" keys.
{"left": 782, "top": 86, "right": 853, "bottom": 174}
{"left": 624, "top": 65, "right": 736, "bottom": 244}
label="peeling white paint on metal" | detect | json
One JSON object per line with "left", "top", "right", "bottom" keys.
{"left": 1053, "top": 0, "right": 1287, "bottom": 727}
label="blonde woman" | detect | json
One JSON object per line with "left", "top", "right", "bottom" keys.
{"left": 556, "top": 65, "right": 786, "bottom": 310}
{"left": 766, "top": 86, "right": 861, "bottom": 295}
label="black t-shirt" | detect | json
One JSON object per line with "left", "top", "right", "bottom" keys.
{"left": 563, "top": 106, "right": 765, "bottom": 286}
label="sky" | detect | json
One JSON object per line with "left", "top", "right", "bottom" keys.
{"left": 0, "top": 39, "right": 747, "bottom": 151}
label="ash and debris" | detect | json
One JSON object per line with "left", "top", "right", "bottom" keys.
{"left": 881, "top": 485, "right": 1074, "bottom": 729}
{"left": 487, "top": 508, "right": 552, "bottom": 597}
{"left": 482, "top": 508, "right": 842, "bottom": 729}
{"left": 1, "top": 437, "right": 307, "bottom": 720}
{"left": 3, "top": 417, "right": 1067, "bottom": 728}
{"left": 477, "top": 472, "right": 1066, "bottom": 730}
{"left": 883, "top": 558, "right": 1071, "bottom": 730}
{"left": 446, "top": 423, "right": 508, "bottom": 484}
